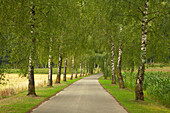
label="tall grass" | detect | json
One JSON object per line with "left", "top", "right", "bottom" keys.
{"left": 0, "top": 74, "right": 80, "bottom": 99}
{"left": 122, "top": 72, "right": 170, "bottom": 107}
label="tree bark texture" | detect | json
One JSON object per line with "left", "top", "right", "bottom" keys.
{"left": 83, "top": 65, "right": 84, "bottom": 76}
{"left": 111, "top": 39, "right": 116, "bottom": 84}
{"left": 27, "top": 5, "right": 36, "bottom": 96}
{"left": 63, "top": 58, "right": 67, "bottom": 81}
{"left": 70, "top": 57, "right": 74, "bottom": 80}
{"left": 135, "top": 0, "right": 149, "bottom": 101}
{"left": 93, "top": 63, "right": 95, "bottom": 74}
{"left": 75, "top": 67, "right": 78, "bottom": 78}
{"left": 80, "top": 63, "right": 82, "bottom": 77}
{"left": 117, "top": 44, "right": 125, "bottom": 88}
{"left": 85, "top": 64, "right": 87, "bottom": 75}
{"left": 47, "top": 54, "right": 52, "bottom": 86}
{"left": 104, "top": 59, "right": 107, "bottom": 79}
{"left": 97, "top": 64, "right": 99, "bottom": 73}
{"left": 47, "top": 38, "right": 52, "bottom": 86}
{"left": 56, "top": 53, "right": 62, "bottom": 83}
{"left": 88, "top": 64, "right": 90, "bottom": 75}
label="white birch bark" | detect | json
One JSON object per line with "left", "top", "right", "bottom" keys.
{"left": 135, "top": 0, "right": 149, "bottom": 101}
{"left": 80, "top": 63, "right": 82, "bottom": 77}
{"left": 111, "top": 39, "right": 116, "bottom": 84}
{"left": 47, "top": 38, "right": 52, "bottom": 86}
{"left": 70, "top": 57, "right": 74, "bottom": 80}
{"left": 63, "top": 58, "right": 67, "bottom": 81}
{"left": 117, "top": 44, "right": 125, "bottom": 88}
{"left": 27, "top": 4, "right": 36, "bottom": 96}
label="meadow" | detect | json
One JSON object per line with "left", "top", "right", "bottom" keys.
{"left": 0, "top": 72, "right": 81, "bottom": 99}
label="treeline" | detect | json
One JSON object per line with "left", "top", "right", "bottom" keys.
{"left": 0, "top": 0, "right": 169, "bottom": 101}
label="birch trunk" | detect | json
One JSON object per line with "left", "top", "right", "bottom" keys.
{"left": 47, "top": 54, "right": 52, "bottom": 86}
{"left": 27, "top": 5, "right": 36, "bottom": 96}
{"left": 88, "top": 64, "right": 90, "bottom": 75}
{"left": 63, "top": 58, "right": 67, "bottom": 81}
{"left": 70, "top": 57, "right": 74, "bottom": 80}
{"left": 104, "top": 59, "right": 107, "bottom": 79}
{"left": 85, "top": 64, "right": 87, "bottom": 75}
{"left": 75, "top": 67, "right": 78, "bottom": 78}
{"left": 93, "top": 63, "right": 95, "bottom": 74}
{"left": 97, "top": 64, "right": 99, "bottom": 73}
{"left": 117, "top": 44, "right": 125, "bottom": 88}
{"left": 47, "top": 38, "right": 52, "bottom": 86}
{"left": 80, "top": 63, "right": 82, "bottom": 77}
{"left": 111, "top": 39, "right": 116, "bottom": 84}
{"left": 135, "top": 0, "right": 149, "bottom": 101}
{"left": 56, "top": 53, "right": 62, "bottom": 83}
{"left": 83, "top": 65, "right": 84, "bottom": 76}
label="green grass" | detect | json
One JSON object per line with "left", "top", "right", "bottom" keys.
{"left": 99, "top": 77, "right": 170, "bottom": 113}
{"left": 0, "top": 76, "right": 87, "bottom": 113}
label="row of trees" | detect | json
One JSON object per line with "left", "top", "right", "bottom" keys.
{"left": 0, "top": 0, "right": 169, "bottom": 101}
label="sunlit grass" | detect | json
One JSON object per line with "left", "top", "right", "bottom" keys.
{"left": 0, "top": 73, "right": 81, "bottom": 99}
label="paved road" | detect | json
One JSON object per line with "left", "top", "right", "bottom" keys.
{"left": 32, "top": 73, "right": 127, "bottom": 113}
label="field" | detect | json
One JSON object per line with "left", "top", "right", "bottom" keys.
{"left": 0, "top": 73, "right": 81, "bottom": 99}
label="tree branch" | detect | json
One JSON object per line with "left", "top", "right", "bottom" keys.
{"left": 138, "top": 7, "right": 144, "bottom": 15}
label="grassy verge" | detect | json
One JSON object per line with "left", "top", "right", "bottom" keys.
{"left": 0, "top": 75, "right": 88, "bottom": 113}
{"left": 99, "top": 77, "right": 170, "bottom": 113}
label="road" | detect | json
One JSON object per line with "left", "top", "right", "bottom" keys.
{"left": 32, "top": 73, "right": 127, "bottom": 113}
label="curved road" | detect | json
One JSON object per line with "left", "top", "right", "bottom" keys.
{"left": 32, "top": 73, "right": 127, "bottom": 113}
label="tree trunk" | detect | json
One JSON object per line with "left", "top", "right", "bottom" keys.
{"left": 117, "top": 44, "right": 125, "bottom": 88}
{"left": 70, "top": 57, "right": 74, "bottom": 80}
{"left": 135, "top": 0, "right": 149, "bottom": 101}
{"left": 47, "top": 54, "right": 52, "bottom": 86}
{"left": 111, "top": 39, "right": 116, "bottom": 84}
{"left": 83, "top": 65, "right": 84, "bottom": 76}
{"left": 75, "top": 67, "right": 77, "bottom": 78}
{"left": 80, "top": 63, "right": 82, "bottom": 77}
{"left": 97, "top": 64, "right": 99, "bottom": 73}
{"left": 93, "top": 63, "right": 95, "bottom": 74}
{"left": 88, "top": 64, "right": 90, "bottom": 75}
{"left": 85, "top": 64, "right": 87, "bottom": 75}
{"left": 104, "top": 59, "right": 107, "bottom": 79}
{"left": 63, "top": 58, "right": 67, "bottom": 81}
{"left": 27, "top": 5, "right": 36, "bottom": 96}
{"left": 47, "top": 38, "right": 52, "bottom": 86}
{"left": 56, "top": 53, "right": 62, "bottom": 83}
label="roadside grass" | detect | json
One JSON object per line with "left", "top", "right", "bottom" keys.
{"left": 99, "top": 77, "right": 170, "bottom": 113}
{"left": 0, "top": 76, "right": 87, "bottom": 113}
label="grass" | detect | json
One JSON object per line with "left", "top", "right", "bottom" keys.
{"left": 0, "top": 75, "right": 88, "bottom": 113}
{"left": 99, "top": 77, "right": 170, "bottom": 113}
{"left": 0, "top": 73, "right": 78, "bottom": 99}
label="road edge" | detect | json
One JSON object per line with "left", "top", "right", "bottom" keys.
{"left": 26, "top": 75, "right": 90, "bottom": 113}
{"left": 98, "top": 75, "right": 130, "bottom": 113}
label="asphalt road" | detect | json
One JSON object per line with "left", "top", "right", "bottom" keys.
{"left": 32, "top": 73, "right": 127, "bottom": 113}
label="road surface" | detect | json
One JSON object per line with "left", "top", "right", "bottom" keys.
{"left": 32, "top": 73, "right": 127, "bottom": 113}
